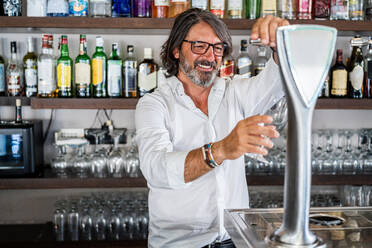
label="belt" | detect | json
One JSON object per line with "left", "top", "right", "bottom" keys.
{"left": 201, "top": 239, "right": 236, "bottom": 248}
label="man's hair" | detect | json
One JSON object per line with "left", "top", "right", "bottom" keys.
{"left": 160, "top": 8, "right": 232, "bottom": 77}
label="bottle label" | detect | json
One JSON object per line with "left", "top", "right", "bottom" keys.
{"left": 92, "top": 58, "right": 105, "bottom": 86}
{"left": 0, "top": 64, "right": 4, "bottom": 91}
{"left": 192, "top": 0, "right": 208, "bottom": 9}
{"left": 210, "top": 0, "right": 225, "bottom": 10}
{"left": 262, "top": 0, "right": 276, "bottom": 15}
{"left": 298, "top": 0, "right": 310, "bottom": 12}
{"left": 7, "top": 73, "right": 21, "bottom": 90}
{"left": 38, "top": 60, "right": 55, "bottom": 94}
{"left": 228, "top": 0, "right": 242, "bottom": 10}
{"left": 349, "top": 65, "right": 364, "bottom": 91}
{"left": 155, "top": 0, "right": 170, "bottom": 6}
{"left": 368, "top": 60, "right": 372, "bottom": 79}
{"left": 171, "top": 0, "right": 186, "bottom": 2}
{"left": 25, "top": 68, "right": 37, "bottom": 86}
{"left": 139, "top": 71, "right": 157, "bottom": 92}
{"left": 75, "top": 62, "right": 91, "bottom": 86}
{"left": 57, "top": 64, "right": 72, "bottom": 88}
{"left": 220, "top": 64, "right": 234, "bottom": 78}
{"left": 124, "top": 67, "right": 137, "bottom": 91}
{"left": 331, "top": 69, "right": 347, "bottom": 95}
{"left": 69, "top": 0, "right": 88, "bottom": 16}
{"left": 254, "top": 66, "right": 265, "bottom": 76}
{"left": 330, "top": 0, "right": 349, "bottom": 19}
{"left": 108, "top": 60, "right": 122, "bottom": 96}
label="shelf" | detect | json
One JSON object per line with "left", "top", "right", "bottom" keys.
{"left": 0, "top": 97, "right": 30, "bottom": 106}
{"left": 246, "top": 175, "right": 372, "bottom": 185}
{"left": 0, "top": 17, "right": 372, "bottom": 31}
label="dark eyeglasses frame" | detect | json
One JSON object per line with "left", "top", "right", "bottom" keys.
{"left": 183, "top": 40, "right": 227, "bottom": 57}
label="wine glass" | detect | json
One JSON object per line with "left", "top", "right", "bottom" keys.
{"left": 73, "top": 144, "right": 91, "bottom": 178}
{"left": 107, "top": 130, "right": 126, "bottom": 178}
{"left": 125, "top": 130, "right": 140, "bottom": 178}
{"left": 51, "top": 145, "right": 68, "bottom": 178}
{"left": 90, "top": 130, "right": 108, "bottom": 178}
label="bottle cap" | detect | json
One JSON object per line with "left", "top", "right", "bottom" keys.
{"left": 112, "top": 42, "right": 119, "bottom": 50}
{"left": 61, "top": 35, "right": 68, "bottom": 45}
{"left": 10, "top": 41, "right": 17, "bottom": 53}
{"left": 144, "top": 48, "right": 152, "bottom": 59}
{"left": 127, "top": 45, "right": 134, "bottom": 53}
{"left": 16, "top": 99, "right": 21, "bottom": 107}
{"left": 96, "top": 36, "right": 104, "bottom": 47}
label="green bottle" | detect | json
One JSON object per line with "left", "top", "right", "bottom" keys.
{"left": 57, "top": 35, "right": 73, "bottom": 97}
{"left": 92, "top": 36, "right": 107, "bottom": 98}
{"left": 107, "top": 43, "right": 123, "bottom": 98}
{"left": 75, "top": 34, "right": 91, "bottom": 97}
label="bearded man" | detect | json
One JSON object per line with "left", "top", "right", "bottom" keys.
{"left": 135, "top": 8, "right": 289, "bottom": 248}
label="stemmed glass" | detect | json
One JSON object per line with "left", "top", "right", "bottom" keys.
{"left": 125, "top": 130, "right": 140, "bottom": 178}
{"left": 90, "top": 130, "right": 108, "bottom": 178}
{"left": 107, "top": 130, "right": 126, "bottom": 178}
{"left": 51, "top": 145, "right": 68, "bottom": 178}
{"left": 73, "top": 144, "right": 91, "bottom": 178}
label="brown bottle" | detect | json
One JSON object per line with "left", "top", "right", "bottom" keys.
{"left": 329, "top": 49, "right": 348, "bottom": 98}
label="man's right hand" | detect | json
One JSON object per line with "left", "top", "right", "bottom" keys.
{"left": 212, "top": 115, "right": 280, "bottom": 164}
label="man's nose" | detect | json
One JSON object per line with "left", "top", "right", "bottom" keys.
{"left": 203, "top": 45, "right": 216, "bottom": 61}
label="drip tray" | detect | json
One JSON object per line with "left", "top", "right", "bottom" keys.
{"left": 224, "top": 207, "right": 372, "bottom": 248}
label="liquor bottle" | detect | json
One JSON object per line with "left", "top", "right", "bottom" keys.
{"left": 15, "top": 99, "right": 22, "bottom": 123}
{"left": 75, "top": 34, "right": 91, "bottom": 98}
{"left": 366, "top": 0, "right": 372, "bottom": 20}
{"left": 349, "top": 0, "right": 365, "bottom": 20}
{"left": 330, "top": 0, "right": 349, "bottom": 20}
{"left": 57, "top": 35, "right": 73, "bottom": 98}
{"left": 132, "top": 0, "right": 152, "bottom": 17}
{"left": 27, "top": 0, "right": 47, "bottom": 16}
{"left": 227, "top": 0, "right": 243, "bottom": 18}
{"left": 253, "top": 46, "right": 268, "bottom": 76}
{"left": 153, "top": 0, "right": 169, "bottom": 18}
{"left": 38, "top": 34, "right": 56, "bottom": 98}
{"left": 107, "top": 43, "right": 123, "bottom": 98}
{"left": 0, "top": 48, "right": 5, "bottom": 96}
{"left": 3, "top": 0, "right": 22, "bottom": 16}
{"left": 320, "top": 76, "right": 329, "bottom": 98}
{"left": 261, "top": 0, "right": 276, "bottom": 17}
{"left": 329, "top": 49, "right": 348, "bottom": 98}
{"left": 210, "top": 0, "right": 225, "bottom": 18}
{"left": 297, "top": 0, "right": 312, "bottom": 19}
{"left": 219, "top": 55, "right": 235, "bottom": 79}
{"left": 138, "top": 48, "right": 158, "bottom": 97}
{"left": 92, "top": 36, "right": 107, "bottom": 98}
{"left": 365, "top": 39, "right": 372, "bottom": 98}
{"left": 23, "top": 37, "right": 38, "bottom": 97}
{"left": 47, "top": 0, "right": 69, "bottom": 16}
{"left": 123, "top": 45, "right": 138, "bottom": 98}
{"left": 191, "top": 0, "right": 208, "bottom": 10}
{"left": 277, "top": 0, "right": 296, "bottom": 19}
{"left": 112, "top": 0, "right": 131, "bottom": 17}
{"left": 169, "top": 0, "right": 189, "bottom": 17}
{"left": 0, "top": 0, "right": 4, "bottom": 16}
{"left": 235, "top": 40, "right": 252, "bottom": 79}
{"left": 89, "top": 0, "right": 112, "bottom": 17}
{"left": 348, "top": 45, "right": 365, "bottom": 99}
{"left": 246, "top": 0, "right": 261, "bottom": 19}
{"left": 312, "top": 0, "right": 329, "bottom": 19}
{"left": 7, "top": 42, "right": 23, "bottom": 97}
{"left": 68, "top": 0, "right": 89, "bottom": 16}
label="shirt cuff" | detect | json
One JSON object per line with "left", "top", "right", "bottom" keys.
{"left": 165, "top": 151, "right": 189, "bottom": 187}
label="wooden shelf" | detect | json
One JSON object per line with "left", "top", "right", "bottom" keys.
{"left": 315, "top": 98, "right": 372, "bottom": 109}
{"left": 0, "top": 17, "right": 372, "bottom": 31}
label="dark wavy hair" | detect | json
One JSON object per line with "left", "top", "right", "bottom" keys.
{"left": 160, "top": 8, "right": 232, "bottom": 77}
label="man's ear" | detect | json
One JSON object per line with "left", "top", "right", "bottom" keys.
{"left": 173, "top": 47, "right": 180, "bottom": 59}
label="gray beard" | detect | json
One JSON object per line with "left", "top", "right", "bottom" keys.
{"left": 179, "top": 52, "right": 218, "bottom": 88}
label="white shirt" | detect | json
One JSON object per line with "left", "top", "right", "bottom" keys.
{"left": 135, "top": 58, "right": 284, "bottom": 248}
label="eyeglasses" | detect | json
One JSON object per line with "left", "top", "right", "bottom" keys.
{"left": 183, "top": 40, "right": 226, "bottom": 57}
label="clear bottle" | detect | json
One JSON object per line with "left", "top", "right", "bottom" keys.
{"left": 107, "top": 43, "right": 123, "bottom": 98}
{"left": 246, "top": 0, "right": 261, "bottom": 19}
{"left": 38, "top": 34, "right": 56, "bottom": 98}
{"left": 348, "top": 44, "right": 365, "bottom": 99}
{"left": 138, "top": 48, "right": 158, "bottom": 97}
{"left": 253, "top": 46, "right": 268, "bottom": 76}
{"left": 153, "top": 0, "right": 170, "bottom": 18}
{"left": 277, "top": 0, "right": 297, "bottom": 19}
{"left": 123, "top": 45, "right": 138, "bottom": 98}
{"left": 132, "top": 0, "right": 152, "bottom": 17}
{"left": 68, "top": 0, "right": 89, "bottom": 16}
{"left": 349, "top": 0, "right": 365, "bottom": 20}
{"left": 92, "top": 36, "right": 107, "bottom": 98}
{"left": 219, "top": 55, "right": 235, "bottom": 79}
{"left": 227, "top": 0, "right": 243, "bottom": 18}
{"left": 366, "top": 38, "right": 372, "bottom": 98}
{"left": 297, "top": 0, "right": 312, "bottom": 19}
{"left": 191, "top": 0, "right": 208, "bottom": 10}
{"left": 0, "top": 44, "right": 6, "bottom": 96}
{"left": 57, "top": 35, "right": 73, "bottom": 98}
{"left": 261, "top": 0, "right": 277, "bottom": 17}
{"left": 210, "top": 0, "right": 225, "bottom": 18}
{"left": 169, "top": 0, "right": 188, "bottom": 17}
{"left": 235, "top": 40, "right": 252, "bottom": 79}
{"left": 89, "top": 0, "right": 111, "bottom": 17}
{"left": 7, "top": 41, "right": 23, "bottom": 97}
{"left": 366, "top": 0, "right": 372, "bottom": 20}
{"left": 329, "top": 49, "right": 348, "bottom": 98}
{"left": 27, "top": 0, "right": 47, "bottom": 16}
{"left": 75, "top": 34, "right": 91, "bottom": 98}
{"left": 47, "top": 0, "right": 69, "bottom": 16}
{"left": 330, "top": 0, "right": 349, "bottom": 20}
{"left": 312, "top": 0, "right": 329, "bottom": 19}
{"left": 3, "top": 0, "right": 22, "bottom": 16}
{"left": 23, "top": 37, "right": 38, "bottom": 97}
{"left": 112, "top": 0, "right": 131, "bottom": 17}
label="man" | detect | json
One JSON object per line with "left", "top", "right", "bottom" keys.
{"left": 135, "top": 8, "right": 289, "bottom": 248}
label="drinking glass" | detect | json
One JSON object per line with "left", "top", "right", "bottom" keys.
{"left": 125, "top": 130, "right": 140, "bottom": 177}
{"left": 73, "top": 145, "right": 91, "bottom": 178}
{"left": 94, "top": 207, "right": 107, "bottom": 240}
{"left": 108, "top": 130, "right": 126, "bottom": 178}
{"left": 80, "top": 207, "right": 93, "bottom": 241}
{"left": 53, "top": 208, "right": 65, "bottom": 241}
{"left": 51, "top": 145, "right": 68, "bottom": 177}
{"left": 67, "top": 207, "right": 79, "bottom": 241}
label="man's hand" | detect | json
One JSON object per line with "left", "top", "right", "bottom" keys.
{"left": 212, "top": 115, "right": 280, "bottom": 164}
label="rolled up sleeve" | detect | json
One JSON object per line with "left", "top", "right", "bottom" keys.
{"left": 135, "top": 95, "right": 188, "bottom": 189}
